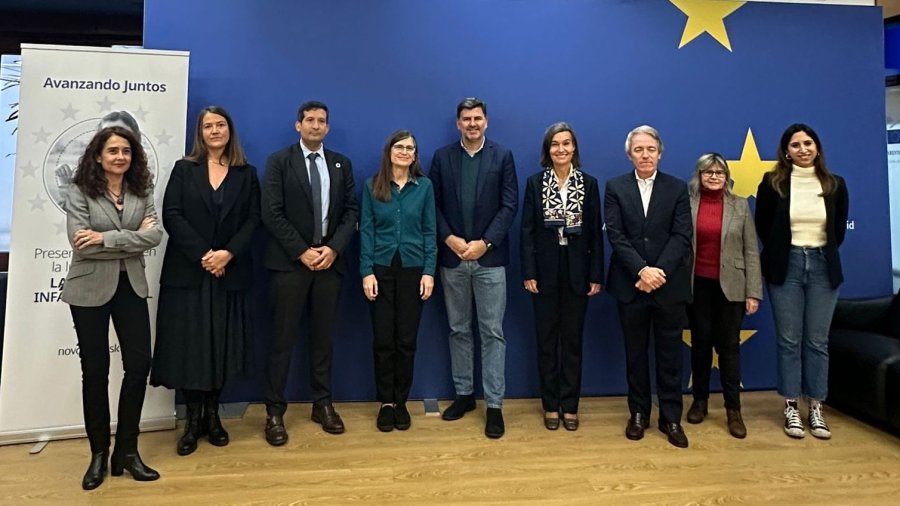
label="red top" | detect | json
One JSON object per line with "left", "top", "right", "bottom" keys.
{"left": 694, "top": 188, "right": 724, "bottom": 279}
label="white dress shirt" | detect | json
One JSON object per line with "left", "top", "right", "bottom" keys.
{"left": 635, "top": 170, "right": 656, "bottom": 216}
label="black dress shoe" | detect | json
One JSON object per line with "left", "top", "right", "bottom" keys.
{"left": 659, "top": 422, "right": 689, "bottom": 448}
{"left": 82, "top": 450, "right": 108, "bottom": 491}
{"left": 625, "top": 413, "right": 649, "bottom": 440}
{"left": 485, "top": 408, "right": 505, "bottom": 439}
{"left": 686, "top": 398, "right": 708, "bottom": 424}
{"left": 441, "top": 394, "right": 476, "bottom": 421}
{"left": 377, "top": 405, "right": 395, "bottom": 432}
{"left": 394, "top": 403, "right": 411, "bottom": 431}
{"left": 265, "top": 415, "right": 288, "bottom": 446}
{"left": 311, "top": 403, "right": 345, "bottom": 434}
{"left": 562, "top": 415, "right": 579, "bottom": 432}
{"left": 110, "top": 452, "right": 160, "bottom": 481}
{"left": 543, "top": 412, "right": 560, "bottom": 431}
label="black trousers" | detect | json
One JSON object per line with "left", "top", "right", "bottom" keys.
{"left": 687, "top": 276, "right": 745, "bottom": 409}
{"left": 532, "top": 251, "right": 588, "bottom": 414}
{"left": 618, "top": 295, "right": 686, "bottom": 424}
{"left": 265, "top": 267, "right": 342, "bottom": 416}
{"left": 370, "top": 255, "right": 424, "bottom": 405}
{"left": 69, "top": 276, "right": 151, "bottom": 454}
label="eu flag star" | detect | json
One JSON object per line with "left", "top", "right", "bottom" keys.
{"left": 728, "top": 128, "right": 776, "bottom": 199}
{"left": 670, "top": 0, "right": 746, "bottom": 52}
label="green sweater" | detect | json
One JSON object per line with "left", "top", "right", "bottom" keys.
{"left": 360, "top": 175, "right": 437, "bottom": 277}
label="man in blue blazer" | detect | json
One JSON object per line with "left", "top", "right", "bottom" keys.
{"left": 604, "top": 125, "right": 693, "bottom": 448}
{"left": 429, "top": 98, "right": 518, "bottom": 438}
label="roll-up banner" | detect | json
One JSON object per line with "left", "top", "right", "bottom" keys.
{"left": 0, "top": 44, "right": 189, "bottom": 445}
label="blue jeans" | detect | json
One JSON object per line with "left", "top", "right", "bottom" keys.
{"left": 767, "top": 247, "right": 838, "bottom": 401}
{"left": 440, "top": 261, "right": 507, "bottom": 408}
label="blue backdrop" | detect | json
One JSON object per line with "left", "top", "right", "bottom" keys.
{"left": 144, "top": 0, "right": 890, "bottom": 404}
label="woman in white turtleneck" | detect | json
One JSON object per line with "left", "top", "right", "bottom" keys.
{"left": 755, "top": 124, "right": 849, "bottom": 441}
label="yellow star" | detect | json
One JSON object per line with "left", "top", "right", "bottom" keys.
{"left": 670, "top": 0, "right": 746, "bottom": 52}
{"left": 682, "top": 329, "right": 757, "bottom": 387}
{"left": 728, "top": 128, "right": 777, "bottom": 198}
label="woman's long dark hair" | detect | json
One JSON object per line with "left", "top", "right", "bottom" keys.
{"left": 73, "top": 126, "right": 152, "bottom": 199}
{"left": 768, "top": 123, "right": 837, "bottom": 198}
{"left": 372, "top": 130, "right": 423, "bottom": 202}
{"left": 185, "top": 105, "right": 248, "bottom": 166}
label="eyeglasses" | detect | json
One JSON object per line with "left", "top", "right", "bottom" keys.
{"left": 392, "top": 144, "right": 416, "bottom": 153}
{"left": 701, "top": 170, "right": 726, "bottom": 178}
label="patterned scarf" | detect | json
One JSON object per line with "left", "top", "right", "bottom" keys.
{"left": 542, "top": 166, "right": 584, "bottom": 236}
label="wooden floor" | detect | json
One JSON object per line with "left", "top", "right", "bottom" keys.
{"left": 0, "top": 391, "right": 898, "bottom": 505}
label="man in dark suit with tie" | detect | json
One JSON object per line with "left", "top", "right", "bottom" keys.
{"left": 604, "top": 125, "right": 693, "bottom": 448}
{"left": 429, "top": 98, "right": 518, "bottom": 439}
{"left": 261, "top": 101, "right": 358, "bottom": 445}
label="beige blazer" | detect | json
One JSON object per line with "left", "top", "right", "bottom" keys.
{"left": 690, "top": 192, "right": 763, "bottom": 302}
{"left": 60, "top": 185, "right": 163, "bottom": 307}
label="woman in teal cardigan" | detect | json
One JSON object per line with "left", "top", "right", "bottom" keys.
{"left": 360, "top": 129, "right": 437, "bottom": 432}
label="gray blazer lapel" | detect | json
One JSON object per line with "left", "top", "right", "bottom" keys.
{"left": 122, "top": 191, "right": 142, "bottom": 229}
{"left": 690, "top": 193, "right": 699, "bottom": 250}
{"left": 97, "top": 196, "right": 123, "bottom": 230}
{"left": 721, "top": 195, "right": 737, "bottom": 249}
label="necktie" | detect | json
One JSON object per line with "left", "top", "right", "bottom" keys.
{"left": 308, "top": 152, "right": 323, "bottom": 244}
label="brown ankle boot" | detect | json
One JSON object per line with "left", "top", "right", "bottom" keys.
{"left": 686, "top": 399, "right": 707, "bottom": 424}
{"left": 726, "top": 409, "right": 747, "bottom": 439}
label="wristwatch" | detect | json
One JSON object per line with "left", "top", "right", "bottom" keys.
{"left": 483, "top": 239, "right": 494, "bottom": 251}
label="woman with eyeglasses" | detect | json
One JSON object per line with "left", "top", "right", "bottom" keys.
{"left": 685, "top": 153, "right": 762, "bottom": 439}
{"left": 520, "top": 122, "right": 603, "bottom": 431}
{"left": 755, "top": 124, "right": 848, "bottom": 440}
{"left": 359, "top": 130, "right": 436, "bottom": 432}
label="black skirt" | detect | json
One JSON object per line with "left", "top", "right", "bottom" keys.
{"left": 150, "top": 275, "right": 253, "bottom": 391}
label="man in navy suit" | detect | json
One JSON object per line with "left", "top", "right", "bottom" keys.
{"left": 604, "top": 125, "right": 693, "bottom": 448}
{"left": 261, "top": 101, "right": 359, "bottom": 445}
{"left": 429, "top": 98, "right": 518, "bottom": 438}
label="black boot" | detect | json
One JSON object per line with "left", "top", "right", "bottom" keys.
{"left": 110, "top": 451, "right": 160, "bottom": 481}
{"left": 205, "top": 393, "right": 229, "bottom": 447}
{"left": 81, "top": 450, "right": 108, "bottom": 490}
{"left": 177, "top": 402, "right": 204, "bottom": 456}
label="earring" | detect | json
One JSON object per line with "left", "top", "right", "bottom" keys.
{"left": 785, "top": 154, "right": 791, "bottom": 160}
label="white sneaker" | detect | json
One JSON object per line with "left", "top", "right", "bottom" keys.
{"left": 808, "top": 402, "right": 832, "bottom": 439}
{"left": 783, "top": 400, "right": 805, "bottom": 439}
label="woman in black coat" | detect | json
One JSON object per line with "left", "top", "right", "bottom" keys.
{"left": 755, "top": 123, "right": 848, "bottom": 440}
{"left": 151, "top": 106, "right": 260, "bottom": 455}
{"left": 521, "top": 122, "right": 604, "bottom": 431}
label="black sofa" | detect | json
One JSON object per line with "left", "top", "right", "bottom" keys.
{"left": 828, "top": 294, "right": 900, "bottom": 433}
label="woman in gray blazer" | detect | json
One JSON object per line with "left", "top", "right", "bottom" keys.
{"left": 60, "top": 126, "right": 163, "bottom": 490}
{"left": 685, "top": 153, "right": 762, "bottom": 439}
